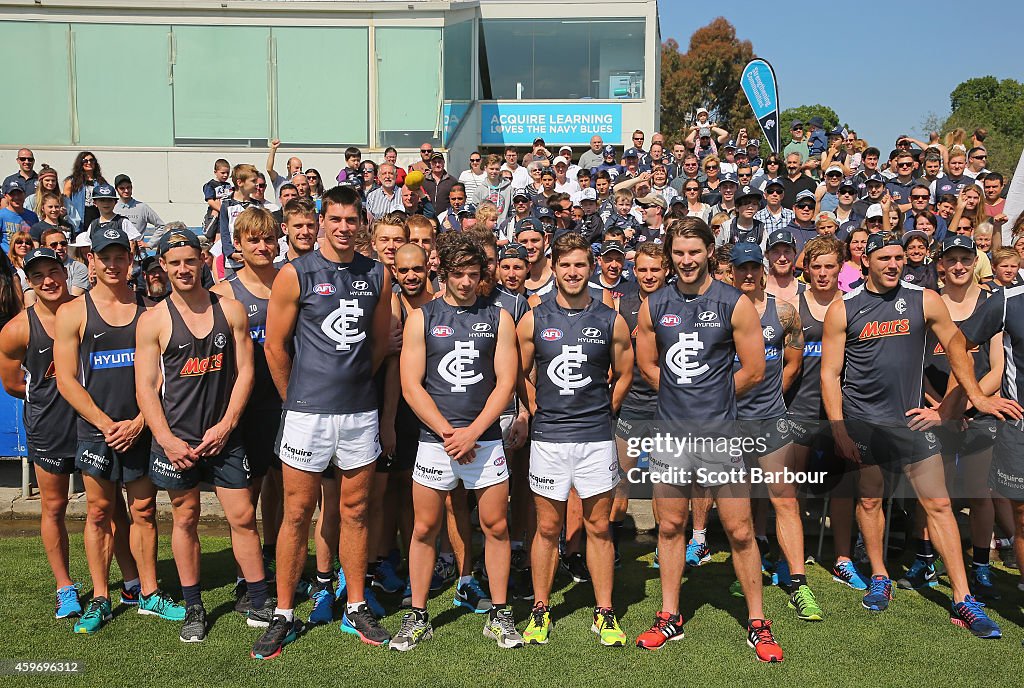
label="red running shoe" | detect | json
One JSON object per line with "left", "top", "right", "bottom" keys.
{"left": 635, "top": 611, "right": 685, "bottom": 650}
{"left": 746, "top": 618, "right": 783, "bottom": 663}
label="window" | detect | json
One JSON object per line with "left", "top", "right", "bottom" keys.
{"left": 376, "top": 27, "right": 442, "bottom": 148}
{"left": 0, "top": 22, "right": 71, "bottom": 145}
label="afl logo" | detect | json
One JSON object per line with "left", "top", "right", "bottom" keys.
{"left": 698, "top": 311, "right": 718, "bottom": 322}
{"left": 582, "top": 327, "right": 602, "bottom": 337}
{"left": 313, "top": 283, "right": 336, "bottom": 296}
{"left": 352, "top": 280, "right": 369, "bottom": 291}
{"left": 660, "top": 314, "right": 681, "bottom": 327}
{"left": 493, "top": 455, "right": 506, "bottom": 467}
{"left": 103, "top": 229, "right": 120, "bottom": 239}
{"left": 214, "top": 333, "right": 227, "bottom": 348}
{"left": 541, "top": 328, "right": 563, "bottom": 341}
{"left": 431, "top": 325, "right": 454, "bottom": 338}
{"left": 472, "top": 322, "right": 491, "bottom": 332}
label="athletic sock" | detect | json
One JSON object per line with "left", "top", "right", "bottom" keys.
{"left": 346, "top": 601, "right": 365, "bottom": 614}
{"left": 915, "top": 537, "right": 935, "bottom": 564}
{"left": 275, "top": 607, "right": 294, "bottom": 622}
{"left": 411, "top": 607, "right": 428, "bottom": 620}
{"left": 248, "top": 579, "right": 268, "bottom": 610}
{"left": 458, "top": 575, "right": 474, "bottom": 588}
{"left": 316, "top": 570, "right": 334, "bottom": 586}
{"left": 973, "top": 546, "right": 991, "bottom": 567}
{"left": 692, "top": 528, "right": 707, "bottom": 545}
{"left": 123, "top": 578, "right": 140, "bottom": 592}
{"left": 182, "top": 584, "right": 202, "bottom": 608}
{"left": 790, "top": 573, "right": 807, "bottom": 589}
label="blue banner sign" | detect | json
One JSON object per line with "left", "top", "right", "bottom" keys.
{"left": 740, "top": 59, "right": 781, "bottom": 154}
{"left": 481, "top": 103, "right": 622, "bottom": 145}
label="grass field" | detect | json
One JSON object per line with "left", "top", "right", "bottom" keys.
{"left": 1, "top": 531, "right": 1022, "bottom": 688}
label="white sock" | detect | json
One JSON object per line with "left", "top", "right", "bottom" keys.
{"left": 346, "top": 601, "right": 364, "bottom": 614}
{"left": 274, "top": 607, "right": 293, "bottom": 622}
{"left": 123, "top": 578, "right": 140, "bottom": 591}
{"left": 692, "top": 529, "right": 706, "bottom": 545}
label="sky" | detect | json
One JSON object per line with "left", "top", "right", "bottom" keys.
{"left": 657, "top": 1, "right": 1024, "bottom": 150}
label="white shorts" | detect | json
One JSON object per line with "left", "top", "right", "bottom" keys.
{"left": 412, "top": 439, "right": 508, "bottom": 491}
{"left": 277, "top": 410, "right": 380, "bottom": 473}
{"left": 529, "top": 440, "right": 619, "bottom": 501}
{"left": 500, "top": 414, "right": 515, "bottom": 445}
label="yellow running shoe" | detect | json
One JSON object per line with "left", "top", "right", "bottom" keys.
{"left": 523, "top": 603, "right": 553, "bottom": 645}
{"left": 591, "top": 607, "right": 626, "bottom": 647}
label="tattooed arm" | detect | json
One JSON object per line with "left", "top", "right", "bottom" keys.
{"left": 778, "top": 299, "right": 804, "bottom": 394}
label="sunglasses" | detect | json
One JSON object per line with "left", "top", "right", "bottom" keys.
{"left": 13, "top": 240, "right": 30, "bottom": 245}
{"left": 795, "top": 203, "right": 815, "bottom": 210}
{"left": 958, "top": 224, "right": 973, "bottom": 230}
{"left": 866, "top": 217, "right": 883, "bottom": 224}
{"left": 705, "top": 165, "right": 719, "bottom": 171}
{"left": 685, "top": 187, "right": 700, "bottom": 192}
{"left": 910, "top": 194, "right": 929, "bottom": 200}
{"left": 307, "top": 175, "right": 318, "bottom": 180}
{"left": 255, "top": 183, "right": 267, "bottom": 189}
{"left": 897, "top": 162, "right": 914, "bottom": 168}
{"left": 469, "top": 158, "right": 481, "bottom": 163}
{"left": 971, "top": 155, "right": 987, "bottom": 160}
{"left": 421, "top": 149, "right": 433, "bottom": 154}
{"left": 766, "top": 189, "right": 783, "bottom": 195}
{"left": 82, "top": 158, "right": 96, "bottom": 163}
{"left": 48, "top": 241, "right": 69, "bottom": 248}
{"left": 17, "top": 157, "right": 33, "bottom": 162}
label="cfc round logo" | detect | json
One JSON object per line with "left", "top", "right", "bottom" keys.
{"left": 313, "top": 283, "right": 337, "bottom": 296}
{"left": 351, "top": 280, "right": 369, "bottom": 291}
{"left": 431, "top": 325, "right": 454, "bottom": 338}
{"left": 541, "top": 328, "right": 563, "bottom": 341}
{"left": 660, "top": 314, "right": 681, "bottom": 327}
{"left": 214, "top": 333, "right": 227, "bottom": 348}
{"left": 776, "top": 418, "right": 788, "bottom": 434}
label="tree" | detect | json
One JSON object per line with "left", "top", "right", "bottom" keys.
{"left": 779, "top": 105, "right": 840, "bottom": 149}
{"left": 659, "top": 18, "right": 758, "bottom": 145}
{"left": 943, "top": 76, "right": 1024, "bottom": 175}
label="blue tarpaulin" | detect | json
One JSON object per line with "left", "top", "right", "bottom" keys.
{"left": 0, "top": 387, "right": 26, "bottom": 456}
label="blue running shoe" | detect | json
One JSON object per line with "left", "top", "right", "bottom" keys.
{"left": 364, "top": 586, "right": 386, "bottom": 619}
{"left": 970, "top": 564, "right": 1000, "bottom": 600}
{"left": 651, "top": 547, "right": 660, "bottom": 569}
{"left": 308, "top": 585, "right": 335, "bottom": 625}
{"left": 832, "top": 560, "right": 869, "bottom": 591}
{"left": 334, "top": 567, "right": 348, "bottom": 601}
{"left": 55, "top": 584, "right": 82, "bottom": 619}
{"left": 862, "top": 575, "right": 894, "bottom": 612}
{"left": 401, "top": 580, "right": 412, "bottom": 609}
{"left": 372, "top": 559, "right": 404, "bottom": 594}
{"left": 74, "top": 596, "right": 112, "bottom": 634}
{"left": 897, "top": 559, "right": 938, "bottom": 590}
{"left": 951, "top": 595, "right": 1002, "bottom": 638}
{"left": 772, "top": 558, "right": 791, "bottom": 588}
{"left": 454, "top": 577, "right": 492, "bottom": 613}
{"left": 685, "top": 539, "right": 711, "bottom": 567}
{"left": 432, "top": 556, "right": 456, "bottom": 591}
{"left": 120, "top": 584, "right": 141, "bottom": 606}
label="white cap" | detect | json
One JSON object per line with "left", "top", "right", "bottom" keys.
{"left": 865, "top": 203, "right": 884, "bottom": 219}
{"left": 553, "top": 156, "right": 569, "bottom": 167}
{"left": 579, "top": 188, "right": 597, "bottom": 201}
{"left": 558, "top": 145, "right": 572, "bottom": 154}
{"left": 825, "top": 165, "right": 844, "bottom": 176}
{"left": 72, "top": 232, "right": 92, "bottom": 248}
{"left": 696, "top": 107, "right": 709, "bottom": 116}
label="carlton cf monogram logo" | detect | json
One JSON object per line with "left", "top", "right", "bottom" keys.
{"left": 321, "top": 299, "right": 365, "bottom": 351}
{"left": 438, "top": 341, "right": 482, "bottom": 392}
{"left": 665, "top": 332, "right": 709, "bottom": 384}
{"left": 895, "top": 298, "right": 907, "bottom": 314}
{"left": 548, "top": 345, "right": 591, "bottom": 395}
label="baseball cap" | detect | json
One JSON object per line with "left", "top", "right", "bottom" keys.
{"left": 535, "top": 206, "right": 554, "bottom": 222}
{"left": 815, "top": 211, "right": 839, "bottom": 225}
{"left": 790, "top": 120, "right": 804, "bottom": 131}
{"left": 730, "top": 242, "right": 764, "bottom": 266}
{"left": 600, "top": 240, "right": 626, "bottom": 256}
{"left": 512, "top": 188, "right": 531, "bottom": 202}
{"left": 500, "top": 243, "right": 528, "bottom": 262}
{"left": 829, "top": 126, "right": 845, "bottom": 138}
{"left": 2, "top": 179, "right": 24, "bottom": 195}
{"left": 602, "top": 144, "right": 615, "bottom": 156}
{"left": 698, "top": 127, "right": 712, "bottom": 138}
{"left": 719, "top": 171, "right": 739, "bottom": 186}
{"left": 456, "top": 203, "right": 477, "bottom": 218}
{"left": 157, "top": 228, "right": 201, "bottom": 255}
{"left": 722, "top": 140, "right": 737, "bottom": 151}
{"left": 578, "top": 188, "right": 597, "bottom": 202}
{"left": 900, "top": 229, "right": 930, "bottom": 247}
{"left": 696, "top": 107, "right": 709, "bottom": 116}
{"left": 808, "top": 116, "right": 825, "bottom": 128}
{"left": 113, "top": 174, "right": 132, "bottom": 188}
{"left": 91, "top": 225, "right": 132, "bottom": 252}
{"left": 635, "top": 193, "right": 666, "bottom": 209}
{"left": 794, "top": 189, "right": 816, "bottom": 206}
{"left": 93, "top": 183, "right": 117, "bottom": 200}
{"left": 864, "top": 172, "right": 885, "bottom": 185}
{"left": 623, "top": 148, "right": 640, "bottom": 159}
{"left": 764, "top": 177, "right": 786, "bottom": 191}
{"left": 553, "top": 156, "right": 569, "bottom": 167}
{"left": 558, "top": 145, "right": 573, "bottom": 154}
{"left": 865, "top": 232, "right": 902, "bottom": 255}
{"left": 940, "top": 234, "right": 976, "bottom": 254}
{"left": 737, "top": 185, "right": 763, "bottom": 204}
{"left": 141, "top": 254, "right": 161, "bottom": 272}
{"left": 23, "top": 247, "right": 62, "bottom": 271}
{"left": 766, "top": 230, "right": 796, "bottom": 249}
{"left": 429, "top": 151, "right": 445, "bottom": 161}
{"left": 515, "top": 218, "right": 541, "bottom": 235}
{"left": 748, "top": 139, "right": 760, "bottom": 148}
{"left": 539, "top": 167, "right": 556, "bottom": 178}
{"left": 824, "top": 165, "right": 844, "bottom": 177}
{"left": 838, "top": 178, "right": 858, "bottom": 191}
{"left": 865, "top": 204, "right": 884, "bottom": 219}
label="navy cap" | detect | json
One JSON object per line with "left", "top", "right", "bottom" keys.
{"left": 736, "top": 185, "right": 763, "bottom": 204}
{"left": 864, "top": 172, "right": 885, "bottom": 185}
{"left": 838, "top": 177, "right": 858, "bottom": 191}
{"left": 748, "top": 139, "right": 760, "bottom": 148}
{"left": 23, "top": 247, "right": 62, "bottom": 271}
{"left": 534, "top": 206, "right": 554, "bottom": 222}
{"left": 764, "top": 177, "right": 786, "bottom": 190}
{"left": 794, "top": 189, "right": 817, "bottom": 205}
{"left": 722, "top": 140, "right": 737, "bottom": 150}
{"left": 515, "top": 218, "right": 541, "bottom": 235}
{"left": 512, "top": 188, "right": 531, "bottom": 201}
{"left": 901, "top": 229, "right": 931, "bottom": 247}
{"left": 500, "top": 242, "right": 528, "bottom": 262}
{"left": 623, "top": 147, "right": 640, "bottom": 158}
{"left": 539, "top": 167, "right": 556, "bottom": 178}
{"left": 93, "top": 183, "right": 117, "bottom": 200}
{"left": 766, "top": 230, "right": 796, "bottom": 249}
{"left": 940, "top": 234, "right": 976, "bottom": 254}
{"left": 865, "top": 232, "right": 902, "bottom": 255}
{"left": 808, "top": 116, "right": 825, "bottom": 128}
{"left": 790, "top": 120, "right": 804, "bottom": 130}
{"left": 113, "top": 174, "right": 132, "bottom": 188}
{"left": 2, "top": 179, "right": 24, "bottom": 195}
{"left": 157, "top": 228, "right": 201, "bottom": 255}
{"left": 602, "top": 144, "right": 615, "bottom": 156}
{"left": 730, "top": 242, "right": 764, "bottom": 266}
{"left": 457, "top": 203, "right": 477, "bottom": 217}
{"left": 91, "top": 225, "right": 132, "bottom": 252}
{"left": 600, "top": 240, "right": 626, "bottom": 256}
{"left": 828, "top": 126, "right": 845, "bottom": 138}
{"left": 719, "top": 172, "right": 739, "bottom": 185}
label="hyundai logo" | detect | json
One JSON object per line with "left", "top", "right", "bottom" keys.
{"left": 582, "top": 327, "right": 602, "bottom": 337}
{"left": 351, "top": 280, "right": 369, "bottom": 291}
{"left": 472, "top": 322, "right": 491, "bottom": 332}
{"left": 698, "top": 311, "right": 718, "bottom": 322}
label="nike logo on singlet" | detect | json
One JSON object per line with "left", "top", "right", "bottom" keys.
{"left": 38, "top": 347, "right": 50, "bottom": 354}
{"left": 178, "top": 343, "right": 190, "bottom": 349}
{"left": 93, "top": 332, "right": 107, "bottom": 339}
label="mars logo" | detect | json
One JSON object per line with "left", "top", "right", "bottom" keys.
{"left": 894, "top": 298, "right": 907, "bottom": 314}
{"left": 933, "top": 341, "right": 978, "bottom": 356}
{"left": 541, "top": 328, "right": 563, "bottom": 341}
{"left": 660, "top": 314, "right": 681, "bottom": 327}
{"left": 313, "top": 283, "right": 336, "bottom": 296}
{"left": 858, "top": 319, "right": 910, "bottom": 340}
{"left": 214, "top": 333, "right": 227, "bottom": 348}
{"left": 431, "top": 325, "right": 454, "bottom": 338}
{"left": 351, "top": 280, "right": 369, "bottom": 291}
{"left": 180, "top": 353, "right": 223, "bottom": 377}
{"left": 582, "top": 327, "right": 602, "bottom": 338}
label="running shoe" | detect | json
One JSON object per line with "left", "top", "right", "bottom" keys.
{"left": 483, "top": 606, "right": 525, "bottom": 649}
{"left": 591, "top": 607, "right": 627, "bottom": 647}
{"left": 73, "top": 596, "right": 110, "bottom": 633}
{"left": 789, "top": 585, "right": 823, "bottom": 622}
{"left": 563, "top": 552, "right": 591, "bottom": 583}
{"left": 138, "top": 590, "right": 186, "bottom": 621}
{"left": 832, "top": 560, "right": 869, "bottom": 590}
{"left": 951, "top": 595, "right": 1002, "bottom": 639}
{"left": 372, "top": 559, "right": 404, "bottom": 594}
{"left": 685, "top": 539, "right": 711, "bottom": 567}
{"left": 295, "top": 578, "right": 314, "bottom": 599}
{"left": 234, "top": 580, "right": 251, "bottom": 614}
{"left": 729, "top": 580, "right": 744, "bottom": 598}
{"left": 308, "top": 584, "right": 335, "bottom": 625}
{"left": 523, "top": 603, "right": 553, "bottom": 645}
{"left": 179, "top": 604, "right": 207, "bottom": 643}
{"left": 251, "top": 614, "right": 301, "bottom": 660}
{"left": 970, "top": 563, "right": 1000, "bottom": 600}
{"left": 400, "top": 580, "right": 412, "bottom": 609}
{"left": 120, "top": 584, "right": 140, "bottom": 606}
{"left": 454, "top": 577, "right": 492, "bottom": 613}
{"left": 636, "top": 611, "right": 685, "bottom": 650}
{"left": 772, "top": 558, "right": 791, "bottom": 588}
{"left": 247, "top": 598, "right": 277, "bottom": 628}
{"left": 389, "top": 610, "right": 432, "bottom": 651}
{"left": 747, "top": 619, "right": 783, "bottom": 662}
{"left": 862, "top": 575, "right": 894, "bottom": 612}
{"left": 511, "top": 567, "right": 534, "bottom": 601}
{"left": 55, "top": 584, "right": 82, "bottom": 619}
{"left": 897, "top": 560, "right": 938, "bottom": 590}
{"left": 364, "top": 586, "right": 386, "bottom": 619}
{"left": 340, "top": 602, "right": 391, "bottom": 646}
{"left": 432, "top": 556, "right": 457, "bottom": 590}
{"left": 334, "top": 567, "right": 347, "bottom": 601}
{"left": 651, "top": 546, "right": 660, "bottom": 569}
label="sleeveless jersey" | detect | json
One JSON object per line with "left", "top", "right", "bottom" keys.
{"left": 77, "top": 292, "right": 146, "bottom": 441}
{"left": 419, "top": 297, "right": 503, "bottom": 443}
{"left": 226, "top": 274, "right": 280, "bottom": 412}
{"left": 734, "top": 295, "right": 787, "bottom": 419}
{"left": 285, "top": 250, "right": 385, "bottom": 414}
{"left": 531, "top": 297, "right": 618, "bottom": 442}
{"left": 156, "top": 295, "right": 236, "bottom": 446}
{"left": 526, "top": 274, "right": 555, "bottom": 297}
{"left": 24, "top": 307, "right": 76, "bottom": 457}
{"left": 841, "top": 281, "right": 926, "bottom": 423}
{"left": 960, "top": 285, "right": 1024, "bottom": 429}
{"left": 487, "top": 285, "right": 530, "bottom": 324}
{"left": 648, "top": 279, "right": 742, "bottom": 421}
{"left": 618, "top": 284, "right": 658, "bottom": 416}
{"left": 925, "top": 289, "right": 990, "bottom": 397}
{"left": 785, "top": 292, "right": 826, "bottom": 419}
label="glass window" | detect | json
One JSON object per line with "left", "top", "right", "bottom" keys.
{"left": 274, "top": 27, "right": 368, "bottom": 146}
{"left": 443, "top": 20, "right": 473, "bottom": 102}
{"left": 376, "top": 27, "right": 442, "bottom": 149}
{"left": 73, "top": 25, "right": 174, "bottom": 146}
{"left": 479, "top": 19, "right": 644, "bottom": 101}
{"left": 171, "top": 26, "right": 270, "bottom": 145}
{"left": 0, "top": 22, "right": 71, "bottom": 145}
